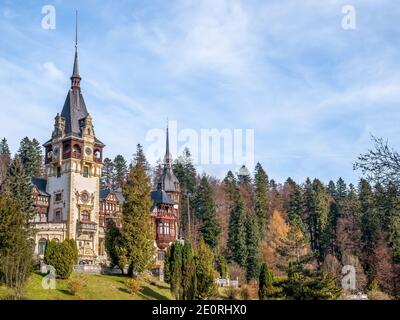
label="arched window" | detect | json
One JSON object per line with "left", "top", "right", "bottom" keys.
{"left": 73, "top": 144, "right": 81, "bottom": 155}
{"left": 94, "top": 149, "right": 101, "bottom": 159}
{"left": 159, "top": 222, "right": 164, "bottom": 235}
{"left": 163, "top": 222, "right": 170, "bottom": 235}
{"left": 81, "top": 210, "right": 90, "bottom": 222}
{"left": 38, "top": 238, "right": 47, "bottom": 255}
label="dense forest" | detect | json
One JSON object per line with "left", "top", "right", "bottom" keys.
{"left": 1, "top": 136, "right": 400, "bottom": 300}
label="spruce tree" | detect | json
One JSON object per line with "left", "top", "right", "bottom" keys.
{"left": 173, "top": 148, "right": 197, "bottom": 239}
{"left": 17, "top": 137, "right": 43, "bottom": 178}
{"left": 101, "top": 158, "right": 115, "bottom": 189}
{"left": 181, "top": 241, "right": 197, "bottom": 300}
{"left": 0, "top": 194, "right": 33, "bottom": 298}
{"left": 228, "top": 194, "right": 247, "bottom": 267}
{"left": 0, "top": 138, "right": 11, "bottom": 185}
{"left": 113, "top": 155, "right": 128, "bottom": 189}
{"left": 245, "top": 210, "right": 261, "bottom": 281}
{"left": 2, "top": 156, "right": 36, "bottom": 225}
{"left": 386, "top": 183, "right": 400, "bottom": 262}
{"left": 104, "top": 219, "right": 125, "bottom": 270}
{"left": 122, "top": 163, "right": 154, "bottom": 275}
{"left": 286, "top": 178, "right": 304, "bottom": 228}
{"left": 259, "top": 263, "right": 274, "bottom": 300}
{"left": 194, "top": 176, "right": 220, "bottom": 249}
{"left": 195, "top": 240, "right": 218, "bottom": 299}
{"left": 132, "top": 144, "right": 150, "bottom": 174}
{"left": 308, "top": 179, "right": 330, "bottom": 263}
{"left": 254, "top": 163, "right": 269, "bottom": 235}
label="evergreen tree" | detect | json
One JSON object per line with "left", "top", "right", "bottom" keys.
{"left": 385, "top": 183, "right": 400, "bottom": 262}
{"left": 358, "top": 179, "right": 380, "bottom": 256}
{"left": 181, "top": 241, "right": 197, "bottom": 300}
{"left": 166, "top": 241, "right": 183, "bottom": 299}
{"left": 336, "top": 178, "right": 347, "bottom": 201}
{"left": 122, "top": 163, "right": 154, "bottom": 275}
{"left": 195, "top": 240, "right": 218, "bottom": 299}
{"left": 44, "top": 240, "right": 75, "bottom": 279}
{"left": 113, "top": 155, "right": 128, "bottom": 189}
{"left": 258, "top": 263, "right": 274, "bottom": 300}
{"left": 254, "top": 163, "right": 269, "bottom": 235}
{"left": 336, "top": 185, "right": 363, "bottom": 258}
{"left": 2, "top": 156, "right": 36, "bottom": 225}
{"left": 0, "top": 138, "right": 11, "bottom": 185}
{"left": 173, "top": 148, "right": 197, "bottom": 239}
{"left": 286, "top": 178, "right": 304, "bottom": 228}
{"left": 245, "top": 210, "right": 261, "bottom": 281}
{"left": 359, "top": 179, "right": 380, "bottom": 284}
{"left": 17, "top": 137, "right": 43, "bottom": 178}
{"left": 194, "top": 176, "right": 220, "bottom": 249}
{"left": 132, "top": 144, "right": 150, "bottom": 174}
{"left": 228, "top": 194, "right": 247, "bottom": 267}
{"left": 307, "top": 179, "right": 330, "bottom": 263}
{"left": 104, "top": 219, "right": 125, "bottom": 272}
{"left": 101, "top": 158, "right": 115, "bottom": 189}
{"left": 280, "top": 261, "right": 341, "bottom": 300}
{"left": 0, "top": 194, "right": 33, "bottom": 299}
{"left": 152, "top": 158, "right": 164, "bottom": 189}
{"left": 276, "top": 220, "right": 312, "bottom": 272}
{"left": 224, "top": 170, "right": 237, "bottom": 202}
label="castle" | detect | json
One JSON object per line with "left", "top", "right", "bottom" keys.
{"left": 30, "top": 29, "right": 180, "bottom": 266}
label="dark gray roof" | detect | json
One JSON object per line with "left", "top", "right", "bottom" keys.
{"left": 151, "top": 189, "right": 173, "bottom": 211}
{"left": 61, "top": 89, "right": 89, "bottom": 136}
{"left": 160, "top": 168, "right": 179, "bottom": 192}
{"left": 100, "top": 188, "right": 125, "bottom": 203}
{"left": 31, "top": 178, "right": 50, "bottom": 196}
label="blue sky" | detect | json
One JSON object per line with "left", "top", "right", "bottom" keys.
{"left": 1, "top": 0, "right": 400, "bottom": 184}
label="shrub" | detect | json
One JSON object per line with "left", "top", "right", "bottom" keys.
{"left": 368, "top": 290, "right": 392, "bottom": 300}
{"left": 44, "top": 240, "right": 75, "bottom": 279}
{"left": 67, "top": 277, "right": 87, "bottom": 296}
{"left": 125, "top": 277, "right": 141, "bottom": 295}
{"left": 225, "top": 287, "right": 240, "bottom": 300}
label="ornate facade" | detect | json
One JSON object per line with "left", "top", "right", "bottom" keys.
{"left": 31, "top": 34, "right": 180, "bottom": 266}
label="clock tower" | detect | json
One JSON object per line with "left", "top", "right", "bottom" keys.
{"left": 43, "top": 25, "right": 105, "bottom": 264}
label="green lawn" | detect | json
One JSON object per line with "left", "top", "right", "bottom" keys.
{"left": 0, "top": 272, "right": 173, "bottom": 300}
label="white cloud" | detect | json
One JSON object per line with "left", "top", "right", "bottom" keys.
{"left": 42, "top": 62, "right": 67, "bottom": 82}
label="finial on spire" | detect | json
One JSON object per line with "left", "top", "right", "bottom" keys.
{"left": 165, "top": 119, "right": 172, "bottom": 167}
{"left": 75, "top": 10, "right": 78, "bottom": 50}
{"left": 71, "top": 10, "right": 81, "bottom": 89}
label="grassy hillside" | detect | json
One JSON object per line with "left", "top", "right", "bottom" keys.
{"left": 0, "top": 272, "right": 173, "bottom": 300}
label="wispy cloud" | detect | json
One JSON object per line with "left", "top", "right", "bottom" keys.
{"left": 0, "top": 0, "right": 399, "bottom": 184}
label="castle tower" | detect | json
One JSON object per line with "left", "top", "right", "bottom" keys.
{"left": 43, "top": 15, "right": 104, "bottom": 264}
{"left": 157, "top": 125, "right": 180, "bottom": 236}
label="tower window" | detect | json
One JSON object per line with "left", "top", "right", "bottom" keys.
{"left": 55, "top": 193, "right": 62, "bottom": 202}
{"left": 56, "top": 166, "right": 61, "bottom": 177}
{"left": 54, "top": 210, "right": 62, "bottom": 222}
{"left": 81, "top": 210, "right": 90, "bottom": 222}
{"left": 83, "top": 166, "right": 89, "bottom": 178}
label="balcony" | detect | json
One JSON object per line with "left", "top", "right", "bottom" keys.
{"left": 77, "top": 221, "right": 97, "bottom": 233}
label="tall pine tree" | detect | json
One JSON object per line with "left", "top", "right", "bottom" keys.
{"left": 254, "top": 163, "right": 269, "bottom": 236}
{"left": 122, "top": 163, "right": 154, "bottom": 275}
{"left": 194, "top": 176, "right": 220, "bottom": 249}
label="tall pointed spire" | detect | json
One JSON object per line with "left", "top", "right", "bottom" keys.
{"left": 164, "top": 121, "right": 172, "bottom": 168}
{"left": 71, "top": 10, "right": 81, "bottom": 89}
